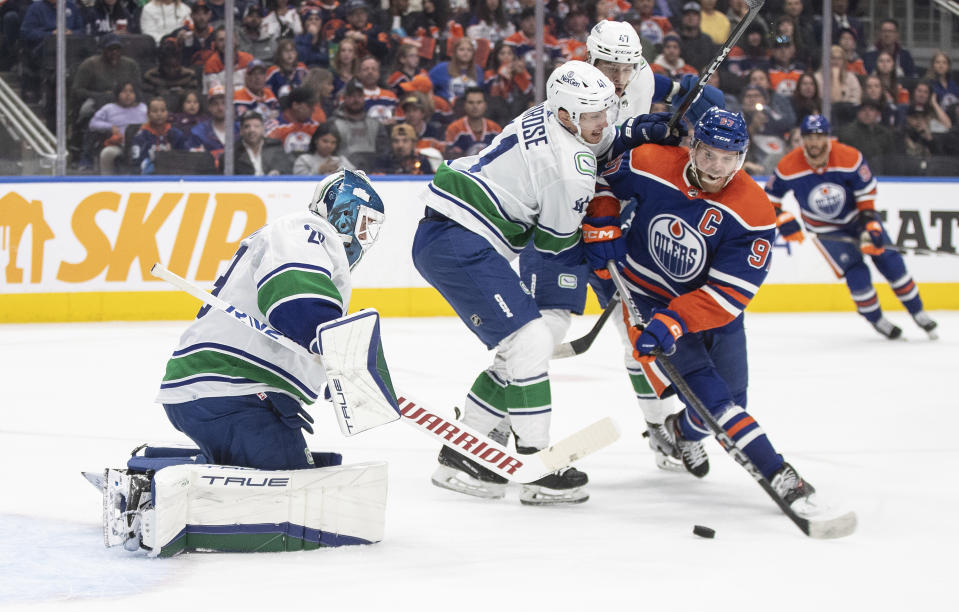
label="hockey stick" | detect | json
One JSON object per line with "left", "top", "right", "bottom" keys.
{"left": 150, "top": 263, "right": 620, "bottom": 484}
{"left": 552, "top": 295, "right": 620, "bottom": 359}
{"left": 815, "top": 234, "right": 959, "bottom": 257}
{"left": 667, "top": 0, "right": 765, "bottom": 130}
{"left": 606, "top": 262, "right": 857, "bottom": 538}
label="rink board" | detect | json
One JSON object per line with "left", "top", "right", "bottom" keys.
{"left": 1, "top": 175, "right": 957, "bottom": 322}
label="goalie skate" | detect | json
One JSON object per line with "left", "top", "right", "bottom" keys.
{"left": 431, "top": 446, "right": 507, "bottom": 499}
{"left": 87, "top": 468, "right": 154, "bottom": 551}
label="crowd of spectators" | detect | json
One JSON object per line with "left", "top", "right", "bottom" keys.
{"left": 0, "top": 0, "right": 956, "bottom": 176}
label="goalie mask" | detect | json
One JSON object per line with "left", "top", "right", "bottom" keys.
{"left": 309, "top": 169, "right": 386, "bottom": 269}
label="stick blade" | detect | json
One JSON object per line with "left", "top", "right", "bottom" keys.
{"left": 551, "top": 343, "right": 576, "bottom": 359}
{"left": 804, "top": 511, "right": 858, "bottom": 539}
{"left": 536, "top": 417, "right": 621, "bottom": 472}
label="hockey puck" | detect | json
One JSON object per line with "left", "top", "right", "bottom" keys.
{"left": 692, "top": 525, "right": 715, "bottom": 538}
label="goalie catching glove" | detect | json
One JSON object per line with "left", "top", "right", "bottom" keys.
{"left": 582, "top": 215, "right": 625, "bottom": 279}
{"left": 626, "top": 307, "right": 687, "bottom": 363}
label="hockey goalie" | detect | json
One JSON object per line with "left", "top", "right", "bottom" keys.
{"left": 83, "top": 170, "right": 399, "bottom": 557}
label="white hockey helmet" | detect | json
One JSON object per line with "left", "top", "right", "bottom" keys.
{"left": 546, "top": 60, "right": 616, "bottom": 145}
{"left": 309, "top": 169, "right": 386, "bottom": 269}
{"left": 586, "top": 20, "right": 644, "bottom": 65}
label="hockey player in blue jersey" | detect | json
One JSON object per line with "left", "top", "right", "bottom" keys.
{"left": 517, "top": 20, "right": 727, "bottom": 472}
{"left": 766, "top": 114, "right": 938, "bottom": 340}
{"left": 412, "top": 60, "right": 680, "bottom": 506}
{"left": 582, "top": 108, "right": 819, "bottom": 512}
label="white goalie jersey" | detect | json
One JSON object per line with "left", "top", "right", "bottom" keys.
{"left": 156, "top": 211, "right": 352, "bottom": 406}
{"left": 422, "top": 102, "right": 597, "bottom": 262}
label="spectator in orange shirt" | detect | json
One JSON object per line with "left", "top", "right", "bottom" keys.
{"left": 203, "top": 25, "right": 255, "bottom": 91}
{"left": 268, "top": 87, "right": 320, "bottom": 154}
{"left": 483, "top": 40, "right": 532, "bottom": 126}
{"left": 445, "top": 86, "right": 501, "bottom": 159}
{"left": 398, "top": 73, "right": 454, "bottom": 126}
{"left": 837, "top": 27, "right": 865, "bottom": 77}
{"left": 768, "top": 35, "right": 805, "bottom": 97}
{"left": 632, "top": 0, "right": 672, "bottom": 47}
{"left": 387, "top": 42, "right": 427, "bottom": 98}
{"left": 234, "top": 59, "right": 281, "bottom": 128}
{"left": 652, "top": 32, "right": 697, "bottom": 79}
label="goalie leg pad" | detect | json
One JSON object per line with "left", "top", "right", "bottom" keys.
{"left": 149, "top": 461, "right": 388, "bottom": 557}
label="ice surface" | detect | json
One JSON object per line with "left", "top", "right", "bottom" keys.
{"left": 0, "top": 311, "right": 955, "bottom": 610}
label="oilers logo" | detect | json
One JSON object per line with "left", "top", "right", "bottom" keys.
{"left": 807, "top": 182, "right": 846, "bottom": 218}
{"left": 648, "top": 214, "right": 706, "bottom": 282}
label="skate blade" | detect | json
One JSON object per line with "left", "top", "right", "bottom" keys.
{"left": 519, "top": 485, "right": 589, "bottom": 506}
{"left": 431, "top": 466, "right": 506, "bottom": 500}
{"left": 653, "top": 454, "right": 688, "bottom": 473}
{"left": 81, "top": 470, "right": 106, "bottom": 491}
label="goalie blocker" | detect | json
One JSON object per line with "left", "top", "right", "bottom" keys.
{"left": 84, "top": 446, "right": 387, "bottom": 557}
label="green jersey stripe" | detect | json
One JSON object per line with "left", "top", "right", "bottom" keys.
{"left": 257, "top": 269, "right": 343, "bottom": 316}
{"left": 432, "top": 164, "right": 532, "bottom": 248}
{"left": 163, "top": 349, "right": 310, "bottom": 402}
{"left": 532, "top": 226, "right": 581, "bottom": 255}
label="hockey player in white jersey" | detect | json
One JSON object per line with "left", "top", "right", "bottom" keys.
{"left": 87, "top": 170, "right": 393, "bottom": 556}
{"left": 412, "top": 60, "right": 680, "bottom": 505}
{"left": 518, "top": 19, "right": 726, "bottom": 473}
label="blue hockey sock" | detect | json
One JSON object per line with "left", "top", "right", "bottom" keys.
{"left": 844, "top": 263, "right": 882, "bottom": 323}
{"left": 715, "top": 406, "right": 783, "bottom": 479}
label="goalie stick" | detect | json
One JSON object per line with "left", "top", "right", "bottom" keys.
{"left": 552, "top": 295, "right": 620, "bottom": 359}
{"left": 815, "top": 234, "right": 959, "bottom": 257}
{"left": 606, "top": 262, "right": 857, "bottom": 539}
{"left": 667, "top": 0, "right": 765, "bottom": 131}
{"left": 150, "top": 263, "right": 620, "bottom": 484}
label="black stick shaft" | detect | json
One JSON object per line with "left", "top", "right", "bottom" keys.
{"left": 668, "top": 0, "right": 766, "bottom": 130}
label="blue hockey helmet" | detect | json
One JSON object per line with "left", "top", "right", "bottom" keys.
{"left": 689, "top": 107, "right": 748, "bottom": 190}
{"left": 309, "top": 169, "right": 386, "bottom": 269}
{"left": 800, "top": 114, "right": 831, "bottom": 135}
{"left": 692, "top": 107, "right": 750, "bottom": 153}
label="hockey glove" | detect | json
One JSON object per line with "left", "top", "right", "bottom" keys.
{"left": 775, "top": 208, "right": 805, "bottom": 243}
{"left": 582, "top": 216, "right": 625, "bottom": 279}
{"left": 271, "top": 393, "right": 316, "bottom": 434}
{"left": 614, "top": 111, "right": 684, "bottom": 156}
{"left": 858, "top": 210, "right": 885, "bottom": 255}
{"left": 627, "top": 308, "right": 687, "bottom": 364}
{"left": 674, "top": 74, "right": 726, "bottom": 125}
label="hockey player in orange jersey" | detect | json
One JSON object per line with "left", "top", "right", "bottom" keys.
{"left": 766, "top": 114, "right": 938, "bottom": 339}
{"left": 582, "top": 108, "right": 821, "bottom": 514}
